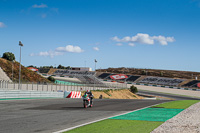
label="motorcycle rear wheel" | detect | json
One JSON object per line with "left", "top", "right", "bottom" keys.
{"left": 84, "top": 101, "right": 87, "bottom": 108}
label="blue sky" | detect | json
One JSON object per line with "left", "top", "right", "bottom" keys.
{"left": 1, "top": 0, "right": 200, "bottom": 71}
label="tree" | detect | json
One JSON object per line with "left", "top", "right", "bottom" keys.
{"left": 57, "top": 64, "right": 65, "bottom": 69}
{"left": 47, "top": 76, "right": 55, "bottom": 82}
{"left": 130, "top": 85, "right": 138, "bottom": 93}
{"left": 27, "top": 65, "right": 38, "bottom": 68}
{"left": 2, "top": 52, "right": 15, "bottom": 61}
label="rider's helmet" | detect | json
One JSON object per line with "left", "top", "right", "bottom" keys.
{"left": 86, "top": 90, "right": 89, "bottom": 92}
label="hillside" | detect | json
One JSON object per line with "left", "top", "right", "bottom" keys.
{"left": 0, "top": 58, "right": 50, "bottom": 83}
{"left": 97, "top": 67, "right": 200, "bottom": 79}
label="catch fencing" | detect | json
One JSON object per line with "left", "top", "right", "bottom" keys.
{"left": 0, "top": 81, "right": 128, "bottom": 92}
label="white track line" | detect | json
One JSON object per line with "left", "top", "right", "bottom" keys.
{"left": 53, "top": 102, "right": 168, "bottom": 133}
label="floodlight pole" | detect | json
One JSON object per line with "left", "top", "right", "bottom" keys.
{"left": 93, "top": 59, "right": 97, "bottom": 90}
{"left": 18, "top": 41, "right": 23, "bottom": 90}
{"left": 12, "top": 60, "right": 14, "bottom": 81}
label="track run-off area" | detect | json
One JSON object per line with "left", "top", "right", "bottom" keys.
{"left": 0, "top": 98, "right": 171, "bottom": 133}
{"left": 0, "top": 87, "right": 199, "bottom": 133}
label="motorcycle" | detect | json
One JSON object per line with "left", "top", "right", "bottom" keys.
{"left": 82, "top": 94, "right": 93, "bottom": 108}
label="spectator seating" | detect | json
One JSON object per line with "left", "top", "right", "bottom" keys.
{"left": 38, "top": 68, "right": 50, "bottom": 73}
{"left": 98, "top": 73, "right": 140, "bottom": 83}
{"left": 139, "top": 76, "right": 184, "bottom": 86}
{"left": 126, "top": 76, "right": 140, "bottom": 82}
{"left": 98, "top": 73, "right": 111, "bottom": 79}
{"left": 183, "top": 80, "right": 200, "bottom": 88}
{"left": 75, "top": 75, "right": 107, "bottom": 87}
{"left": 53, "top": 69, "right": 95, "bottom": 76}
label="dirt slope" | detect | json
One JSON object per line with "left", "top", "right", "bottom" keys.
{"left": 0, "top": 58, "right": 50, "bottom": 83}
{"left": 98, "top": 67, "right": 200, "bottom": 79}
{"left": 90, "top": 89, "right": 143, "bottom": 99}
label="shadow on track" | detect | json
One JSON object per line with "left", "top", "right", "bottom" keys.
{"left": 25, "top": 99, "right": 171, "bottom": 111}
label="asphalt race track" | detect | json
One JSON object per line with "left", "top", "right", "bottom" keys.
{"left": 0, "top": 98, "right": 170, "bottom": 133}
{"left": 138, "top": 90, "right": 200, "bottom": 100}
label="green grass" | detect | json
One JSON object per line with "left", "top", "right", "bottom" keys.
{"left": 64, "top": 100, "right": 200, "bottom": 133}
{"left": 152, "top": 100, "right": 200, "bottom": 109}
{"left": 65, "top": 119, "right": 163, "bottom": 133}
{"left": 110, "top": 108, "right": 184, "bottom": 122}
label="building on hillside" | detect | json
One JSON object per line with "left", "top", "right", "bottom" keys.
{"left": 27, "top": 67, "right": 38, "bottom": 72}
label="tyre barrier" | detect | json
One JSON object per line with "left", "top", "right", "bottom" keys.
{"left": 64, "top": 91, "right": 81, "bottom": 98}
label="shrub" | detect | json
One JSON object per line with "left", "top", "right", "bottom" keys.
{"left": 47, "top": 76, "right": 55, "bottom": 82}
{"left": 130, "top": 85, "right": 138, "bottom": 93}
{"left": 2, "top": 52, "right": 15, "bottom": 61}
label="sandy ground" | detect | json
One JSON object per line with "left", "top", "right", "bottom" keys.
{"left": 84, "top": 89, "right": 143, "bottom": 99}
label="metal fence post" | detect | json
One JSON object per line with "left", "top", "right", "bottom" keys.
{"left": 42, "top": 83, "right": 44, "bottom": 91}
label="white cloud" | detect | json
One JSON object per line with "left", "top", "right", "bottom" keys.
{"left": 93, "top": 47, "right": 99, "bottom": 51}
{"left": 128, "top": 43, "right": 135, "bottom": 47}
{"left": 30, "top": 45, "right": 84, "bottom": 58}
{"left": 134, "top": 33, "right": 154, "bottom": 44}
{"left": 152, "top": 35, "right": 175, "bottom": 45}
{"left": 30, "top": 51, "right": 64, "bottom": 58}
{"left": 116, "top": 43, "right": 123, "bottom": 46}
{"left": 122, "top": 36, "right": 132, "bottom": 42}
{"left": 111, "top": 36, "right": 121, "bottom": 42}
{"left": 0, "top": 22, "right": 6, "bottom": 28}
{"left": 112, "top": 33, "right": 175, "bottom": 46}
{"left": 56, "top": 45, "right": 84, "bottom": 53}
{"left": 32, "top": 3, "right": 48, "bottom": 8}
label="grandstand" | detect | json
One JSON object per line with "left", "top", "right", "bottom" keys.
{"left": 38, "top": 68, "right": 51, "bottom": 74}
{"left": 126, "top": 75, "right": 141, "bottom": 82}
{"left": 97, "top": 72, "right": 191, "bottom": 87}
{"left": 98, "top": 73, "right": 141, "bottom": 83}
{"left": 53, "top": 69, "right": 95, "bottom": 76}
{"left": 183, "top": 80, "right": 200, "bottom": 88}
{"left": 98, "top": 73, "right": 112, "bottom": 79}
{"left": 51, "top": 69, "right": 108, "bottom": 87}
{"left": 139, "top": 76, "right": 185, "bottom": 86}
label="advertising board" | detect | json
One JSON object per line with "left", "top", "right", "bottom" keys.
{"left": 110, "top": 74, "right": 128, "bottom": 80}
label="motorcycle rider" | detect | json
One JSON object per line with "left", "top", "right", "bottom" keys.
{"left": 84, "top": 90, "right": 93, "bottom": 106}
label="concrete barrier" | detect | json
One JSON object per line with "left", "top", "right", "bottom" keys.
{"left": 0, "top": 89, "right": 64, "bottom": 99}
